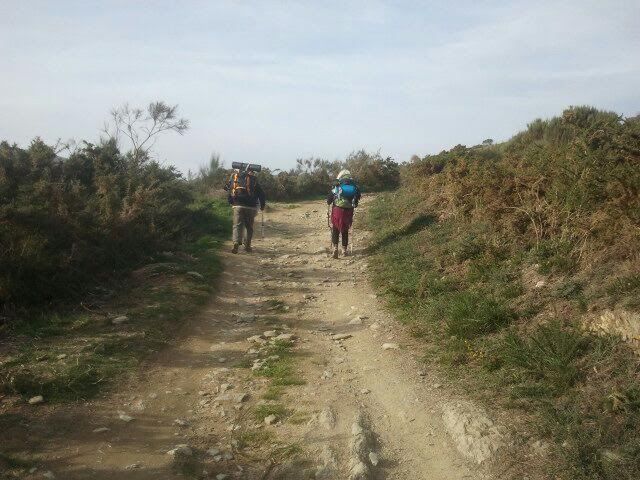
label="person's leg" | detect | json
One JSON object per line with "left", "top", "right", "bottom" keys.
{"left": 231, "top": 207, "right": 243, "bottom": 253}
{"left": 331, "top": 227, "right": 339, "bottom": 258}
{"left": 341, "top": 229, "right": 349, "bottom": 256}
{"left": 244, "top": 208, "right": 256, "bottom": 251}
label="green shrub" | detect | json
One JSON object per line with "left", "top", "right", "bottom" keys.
{"left": 0, "top": 138, "right": 215, "bottom": 308}
{"left": 498, "top": 321, "right": 588, "bottom": 395}
{"left": 445, "top": 291, "right": 514, "bottom": 338}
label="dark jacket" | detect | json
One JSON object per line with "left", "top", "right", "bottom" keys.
{"left": 225, "top": 172, "right": 266, "bottom": 209}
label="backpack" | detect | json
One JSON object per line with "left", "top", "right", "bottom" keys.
{"left": 333, "top": 178, "right": 358, "bottom": 208}
{"left": 230, "top": 171, "right": 255, "bottom": 201}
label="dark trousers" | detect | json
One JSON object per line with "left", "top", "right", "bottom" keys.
{"left": 331, "top": 227, "right": 349, "bottom": 248}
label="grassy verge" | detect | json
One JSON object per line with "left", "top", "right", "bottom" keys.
{"left": 366, "top": 192, "right": 640, "bottom": 480}
{"left": 0, "top": 199, "right": 231, "bottom": 403}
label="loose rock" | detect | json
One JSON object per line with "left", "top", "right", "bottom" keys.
{"left": 381, "top": 343, "right": 399, "bottom": 350}
{"left": 28, "top": 395, "right": 44, "bottom": 405}
{"left": 331, "top": 333, "right": 352, "bottom": 341}
{"left": 167, "top": 444, "right": 193, "bottom": 456}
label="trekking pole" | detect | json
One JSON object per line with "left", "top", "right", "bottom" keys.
{"left": 351, "top": 211, "right": 355, "bottom": 255}
{"left": 327, "top": 204, "right": 333, "bottom": 252}
{"left": 261, "top": 209, "right": 265, "bottom": 240}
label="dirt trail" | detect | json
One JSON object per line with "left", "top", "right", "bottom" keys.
{"left": 7, "top": 198, "right": 496, "bottom": 479}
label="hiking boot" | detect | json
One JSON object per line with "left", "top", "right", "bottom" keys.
{"left": 244, "top": 245, "right": 252, "bottom": 253}
{"left": 342, "top": 247, "right": 349, "bottom": 257}
{"left": 332, "top": 245, "right": 339, "bottom": 259}
{"left": 231, "top": 243, "right": 239, "bottom": 254}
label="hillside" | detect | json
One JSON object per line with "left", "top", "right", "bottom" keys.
{"left": 366, "top": 106, "right": 640, "bottom": 479}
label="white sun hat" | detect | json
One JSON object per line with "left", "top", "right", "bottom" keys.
{"left": 336, "top": 169, "right": 351, "bottom": 180}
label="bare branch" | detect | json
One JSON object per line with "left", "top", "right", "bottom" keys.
{"left": 101, "top": 100, "right": 189, "bottom": 161}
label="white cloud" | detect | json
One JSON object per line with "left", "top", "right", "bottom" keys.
{"left": 1, "top": 0, "right": 638, "bottom": 172}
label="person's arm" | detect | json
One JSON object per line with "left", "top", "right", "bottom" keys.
{"left": 224, "top": 177, "right": 233, "bottom": 205}
{"left": 326, "top": 190, "right": 335, "bottom": 205}
{"left": 354, "top": 186, "right": 362, "bottom": 208}
{"left": 255, "top": 182, "right": 266, "bottom": 210}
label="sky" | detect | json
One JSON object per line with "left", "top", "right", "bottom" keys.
{"left": 1, "top": 0, "right": 639, "bottom": 173}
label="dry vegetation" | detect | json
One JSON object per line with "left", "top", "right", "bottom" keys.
{"left": 366, "top": 106, "right": 640, "bottom": 479}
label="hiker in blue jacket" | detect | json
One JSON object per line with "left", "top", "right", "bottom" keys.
{"left": 327, "top": 170, "right": 361, "bottom": 258}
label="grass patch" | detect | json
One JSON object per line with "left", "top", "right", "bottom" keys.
{"left": 494, "top": 321, "right": 588, "bottom": 397}
{"left": 253, "top": 403, "right": 289, "bottom": 421}
{"left": 446, "top": 291, "right": 514, "bottom": 339}
{"left": 254, "top": 340, "right": 306, "bottom": 387}
{"left": 262, "top": 385, "right": 285, "bottom": 400}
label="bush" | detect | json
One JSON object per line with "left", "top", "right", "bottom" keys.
{"left": 405, "top": 106, "right": 640, "bottom": 265}
{"left": 0, "top": 138, "right": 210, "bottom": 307}
{"left": 195, "top": 150, "right": 401, "bottom": 202}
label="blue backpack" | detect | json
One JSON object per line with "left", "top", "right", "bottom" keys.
{"left": 339, "top": 182, "right": 357, "bottom": 200}
{"left": 333, "top": 179, "right": 358, "bottom": 208}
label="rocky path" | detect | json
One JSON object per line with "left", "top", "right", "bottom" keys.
{"left": 6, "top": 199, "right": 501, "bottom": 479}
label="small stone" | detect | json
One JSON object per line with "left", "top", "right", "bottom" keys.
{"left": 43, "top": 472, "right": 56, "bottom": 479}
{"left": 274, "top": 333, "right": 295, "bottom": 341}
{"left": 125, "top": 462, "right": 142, "bottom": 470}
{"left": 264, "top": 414, "right": 278, "bottom": 425}
{"left": 369, "top": 323, "right": 380, "bottom": 331}
{"left": 118, "top": 414, "right": 134, "bottom": 422}
{"left": 331, "top": 333, "right": 352, "bottom": 341}
{"left": 216, "top": 475, "right": 228, "bottom": 480}
{"left": 534, "top": 280, "right": 546, "bottom": 288}
{"left": 223, "top": 452, "right": 234, "bottom": 460}
{"left": 360, "top": 389, "right": 371, "bottom": 394}
{"left": 348, "top": 318, "right": 363, "bottom": 325}
{"left": 218, "top": 357, "right": 227, "bottom": 363}
{"left": 207, "top": 447, "right": 221, "bottom": 457}
{"left": 381, "top": 343, "right": 400, "bottom": 350}
{"left": 148, "top": 393, "right": 158, "bottom": 399}
{"left": 111, "top": 315, "right": 128, "bottom": 324}
{"left": 369, "top": 452, "right": 379, "bottom": 466}
{"left": 235, "top": 393, "right": 249, "bottom": 403}
{"left": 220, "top": 383, "right": 232, "bottom": 392}
{"left": 93, "top": 427, "right": 110, "bottom": 433}
{"left": 167, "top": 444, "right": 193, "bottom": 456}
{"left": 56, "top": 354, "right": 67, "bottom": 360}
{"left": 28, "top": 395, "right": 44, "bottom": 405}
{"left": 432, "top": 383, "right": 442, "bottom": 389}
{"left": 174, "top": 419, "right": 189, "bottom": 427}
{"left": 263, "top": 330, "right": 278, "bottom": 338}
{"left": 247, "top": 335, "right": 266, "bottom": 344}
{"left": 418, "top": 371, "right": 427, "bottom": 377}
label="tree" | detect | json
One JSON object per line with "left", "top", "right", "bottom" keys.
{"left": 103, "top": 101, "right": 189, "bottom": 161}
{"left": 482, "top": 138, "right": 494, "bottom": 146}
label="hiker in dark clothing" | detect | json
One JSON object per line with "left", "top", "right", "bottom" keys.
{"left": 225, "top": 168, "right": 266, "bottom": 253}
{"left": 327, "top": 169, "right": 361, "bottom": 259}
